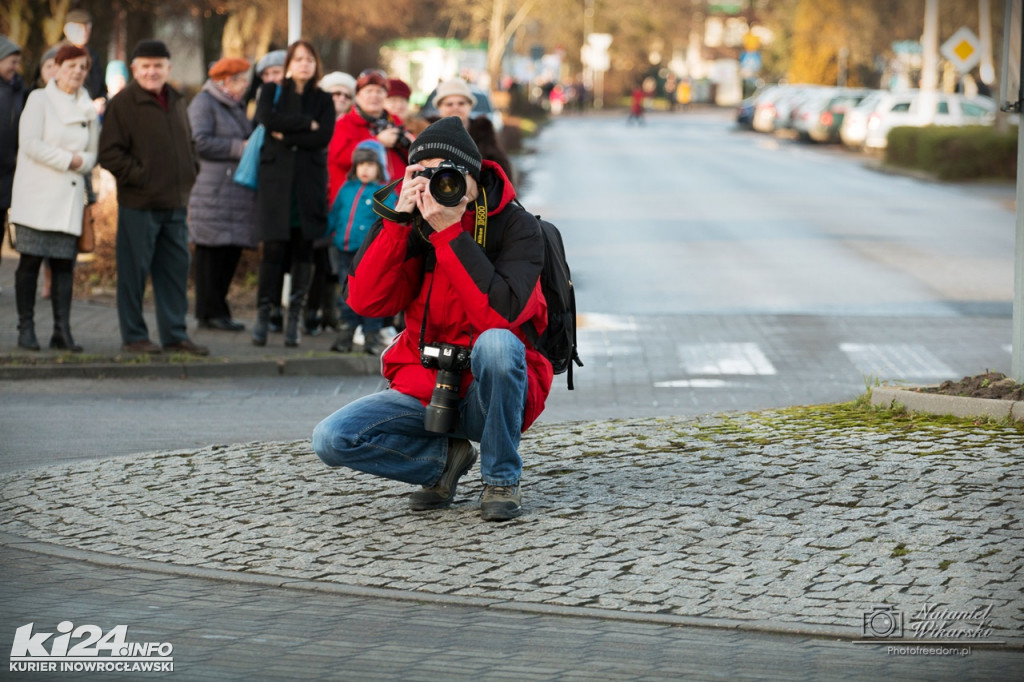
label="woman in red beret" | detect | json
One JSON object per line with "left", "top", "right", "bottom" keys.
{"left": 186, "top": 56, "right": 258, "bottom": 331}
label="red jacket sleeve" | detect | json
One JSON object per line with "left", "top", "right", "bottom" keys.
{"left": 345, "top": 218, "right": 423, "bottom": 318}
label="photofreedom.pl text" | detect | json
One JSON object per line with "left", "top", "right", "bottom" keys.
{"left": 10, "top": 622, "right": 173, "bottom": 673}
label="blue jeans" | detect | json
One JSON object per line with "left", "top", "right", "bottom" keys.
{"left": 313, "top": 329, "right": 527, "bottom": 487}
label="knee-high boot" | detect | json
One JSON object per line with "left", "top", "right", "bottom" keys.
{"left": 49, "top": 268, "right": 82, "bottom": 352}
{"left": 252, "top": 263, "right": 282, "bottom": 346}
{"left": 285, "top": 262, "right": 311, "bottom": 347}
{"left": 15, "top": 266, "right": 40, "bottom": 351}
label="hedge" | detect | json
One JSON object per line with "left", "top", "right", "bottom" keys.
{"left": 885, "top": 125, "right": 1017, "bottom": 180}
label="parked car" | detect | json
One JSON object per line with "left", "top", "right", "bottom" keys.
{"left": 750, "top": 84, "right": 790, "bottom": 133}
{"left": 842, "top": 90, "right": 997, "bottom": 150}
{"left": 418, "top": 84, "right": 503, "bottom": 131}
{"left": 839, "top": 90, "right": 885, "bottom": 148}
{"left": 796, "top": 88, "right": 876, "bottom": 143}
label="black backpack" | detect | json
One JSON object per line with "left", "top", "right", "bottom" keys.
{"left": 518, "top": 206, "right": 583, "bottom": 389}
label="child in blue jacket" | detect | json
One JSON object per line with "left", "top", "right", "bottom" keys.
{"left": 328, "top": 140, "right": 394, "bottom": 354}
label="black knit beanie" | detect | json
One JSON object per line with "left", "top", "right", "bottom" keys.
{"left": 407, "top": 116, "right": 483, "bottom": 181}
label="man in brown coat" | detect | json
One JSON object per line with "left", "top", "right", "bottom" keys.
{"left": 99, "top": 39, "right": 207, "bottom": 355}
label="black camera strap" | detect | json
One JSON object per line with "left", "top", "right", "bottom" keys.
{"left": 414, "top": 188, "right": 487, "bottom": 355}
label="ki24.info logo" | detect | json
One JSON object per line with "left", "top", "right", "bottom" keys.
{"left": 10, "top": 622, "right": 173, "bottom": 674}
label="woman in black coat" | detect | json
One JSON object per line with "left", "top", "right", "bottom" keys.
{"left": 252, "top": 39, "right": 334, "bottom": 347}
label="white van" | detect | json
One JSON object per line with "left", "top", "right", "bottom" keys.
{"left": 843, "top": 90, "right": 996, "bottom": 150}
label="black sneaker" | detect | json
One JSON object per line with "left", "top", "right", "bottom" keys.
{"left": 481, "top": 483, "right": 522, "bottom": 521}
{"left": 409, "top": 439, "right": 477, "bottom": 511}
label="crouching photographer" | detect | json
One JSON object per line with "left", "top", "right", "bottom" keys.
{"left": 313, "top": 117, "right": 553, "bottom": 521}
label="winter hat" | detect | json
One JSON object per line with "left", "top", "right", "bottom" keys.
{"left": 208, "top": 56, "right": 251, "bottom": 80}
{"left": 255, "top": 50, "right": 286, "bottom": 76}
{"left": 352, "top": 139, "right": 389, "bottom": 181}
{"left": 356, "top": 69, "right": 388, "bottom": 93}
{"left": 433, "top": 78, "right": 476, "bottom": 107}
{"left": 66, "top": 9, "right": 92, "bottom": 24}
{"left": 319, "top": 71, "right": 355, "bottom": 94}
{"left": 387, "top": 78, "right": 411, "bottom": 100}
{"left": 0, "top": 36, "right": 21, "bottom": 62}
{"left": 41, "top": 44, "right": 61, "bottom": 66}
{"left": 408, "top": 116, "right": 482, "bottom": 181}
{"left": 131, "top": 39, "right": 171, "bottom": 60}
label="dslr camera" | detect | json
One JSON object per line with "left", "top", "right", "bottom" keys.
{"left": 420, "top": 343, "right": 472, "bottom": 433}
{"left": 413, "top": 161, "right": 469, "bottom": 207}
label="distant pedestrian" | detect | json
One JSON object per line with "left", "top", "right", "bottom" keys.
{"left": 430, "top": 78, "right": 514, "bottom": 182}
{"left": 62, "top": 9, "right": 106, "bottom": 117}
{"left": 320, "top": 71, "right": 356, "bottom": 119}
{"left": 326, "top": 140, "right": 393, "bottom": 355}
{"left": 250, "top": 40, "right": 335, "bottom": 348}
{"left": 10, "top": 45, "right": 98, "bottom": 352}
{"left": 187, "top": 56, "right": 257, "bottom": 332}
{"left": 385, "top": 78, "right": 412, "bottom": 121}
{"left": 99, "top": 39, "right": 207, "bottom": 356}
{"left": 627, "top": 85, "right": 645, "bottom": 125}
{"left": 328, "top": 69, "right": 409, "bottom": 204}
{"left": 0, "top": 35, "right": 25, "bottom": 281}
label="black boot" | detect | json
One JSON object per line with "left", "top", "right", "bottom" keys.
{"left": 330, "top": 323, "right": 355, "bottom": 353}
{"left": 269, "top": 305, "right": 284, "bottom": 333}
{"left": 15, "top": 266, "right": 40, "bottom": 351}
{"left": 285, "top": 263, "right": 311, "bottom": 347}
{"left": 252, "top": 263, "right": 281, "bottom": 347}
{"left": 49, "top": 268, "right": 82, "bottom": 352}
{"left": 321, "top": 281, "right": 340, "bottom": 331}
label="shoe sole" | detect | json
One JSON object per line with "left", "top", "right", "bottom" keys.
{"left": 409, "top": 449, "right": 478, "bottom": 511}
{"left": 481, "top": 503, "right": 522, "bottom": 522}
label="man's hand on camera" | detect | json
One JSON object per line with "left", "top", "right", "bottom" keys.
{"left": 394, "top": 164, "right": 428, "bottom": 215}
{"left": 418, "top": 189, "right": 469, "bottom": 233}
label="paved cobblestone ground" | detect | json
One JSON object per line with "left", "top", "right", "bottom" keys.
{"left": 2, "top": 409, "right": 1021, "bottom": 646}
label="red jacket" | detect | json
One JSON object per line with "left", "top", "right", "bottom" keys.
{"left": 328, "top": 107, "right": 407, "bottom": 202}
{"left": 346, "top": 161, "right": 553, "bottom": 430}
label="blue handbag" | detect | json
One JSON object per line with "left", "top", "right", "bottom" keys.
{"left": 233, "top": 85, "right": 280, "bottom": 190}
{"left": 233, "top": 124, "right": 264, "bottom": 190}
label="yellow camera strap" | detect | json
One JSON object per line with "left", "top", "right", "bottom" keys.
{"left": 473, "top": 187, "right": 487, "bottom": 247}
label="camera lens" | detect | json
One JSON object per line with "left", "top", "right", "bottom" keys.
{"left": 429, "top": 169, "right": 466, "bottom": 207}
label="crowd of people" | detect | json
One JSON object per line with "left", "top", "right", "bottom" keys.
{"left": 1, "top": 11, "right": 514, "bottom": 359}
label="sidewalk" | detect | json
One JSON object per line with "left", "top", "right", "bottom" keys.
{"left": 0, "top": 250, "right": 379, "bottom": 380}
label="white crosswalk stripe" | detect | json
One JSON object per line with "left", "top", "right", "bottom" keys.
{"left": 676, "top": 342, "right": 777, "bottom": 376}
{"left": 839, "top": 343, "right": 955, "bottom": 380}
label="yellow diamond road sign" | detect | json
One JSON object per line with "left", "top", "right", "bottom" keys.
{"left": 940, "top": 26, "right": 981, "bottom": 74}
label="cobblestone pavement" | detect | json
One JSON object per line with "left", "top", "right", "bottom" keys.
{"left": 3, "top": 410, "right": 1021, "bottom": 648}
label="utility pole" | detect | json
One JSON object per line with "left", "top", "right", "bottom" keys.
{"left": 920, "top": 0, "right": 940, "bottom": 124}
{"left": 288, "top": 0, "right": 302, "bottom": 44}
{"left": 1008, "top": 0, "right": 1024, "bottom": 382}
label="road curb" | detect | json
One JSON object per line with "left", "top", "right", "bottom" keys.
{"left": 870, "top": 386, "right": 1024, "bottom": 422}
{"left": 0, "top": 354, "right": 380, "bottom": 381}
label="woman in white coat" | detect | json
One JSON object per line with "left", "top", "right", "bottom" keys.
{"left": 10, "top": 45, "right": 98, "bottom": 351}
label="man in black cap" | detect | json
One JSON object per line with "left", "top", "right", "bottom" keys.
{"left": 99, "top": 40, "right": 206, "bottom": 356}
{"left": 313, "top": 116, "right": 552, "bottom": 521}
